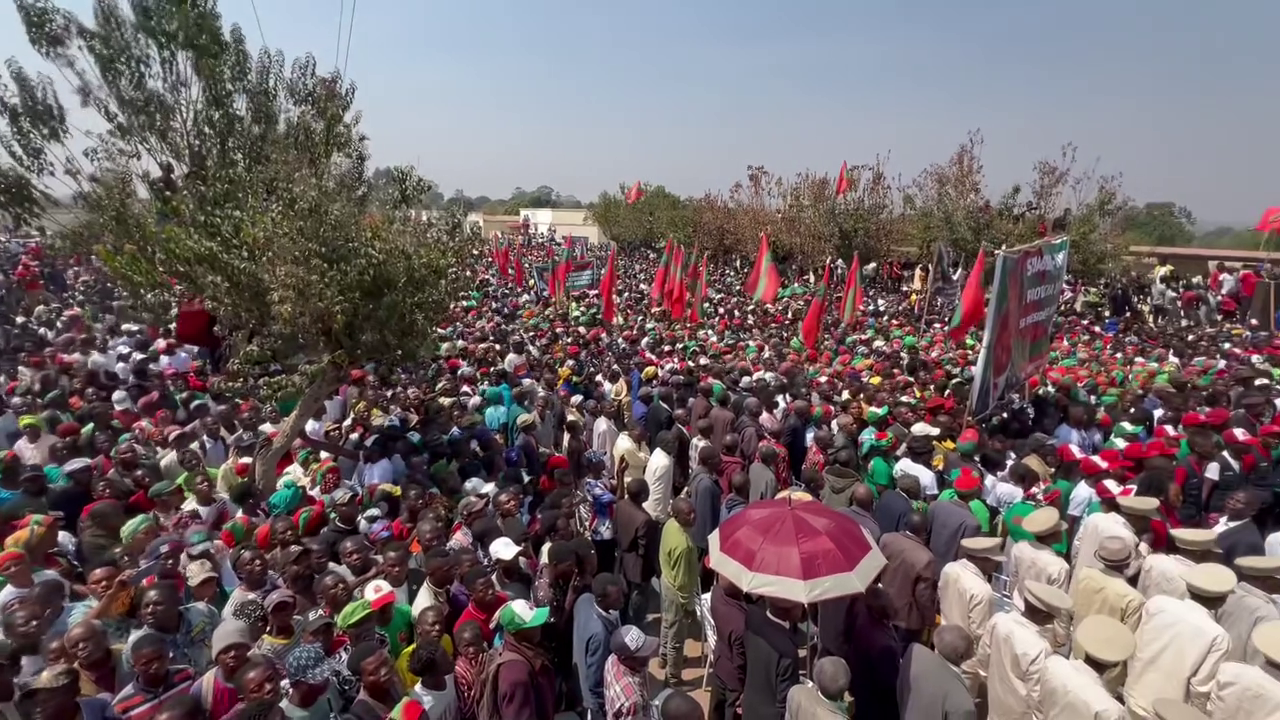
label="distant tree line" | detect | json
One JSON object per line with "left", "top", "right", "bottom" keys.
{"left": 1114, "top": 202, "right": 1267, "bottom": 252}
{"left": 369, "top": 169, "right": 584, "bottom": 215}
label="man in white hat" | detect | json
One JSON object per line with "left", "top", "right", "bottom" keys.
{"left": 1125, "top": 563, "right": 1235, "bottom": 718}
{"left": 1206, "top": 620, "right": 1280, "bottom": 718}
{"left": 1043, "top": 615, "right": 1134, "bottom": 719}
{"left": 1071, "top": 492, "right": 1154, "bottom": 580}
{"left": 1137, "top": 528, "right": 1219, "bottom": 601}
{"left": 1007, "top": 507, "right": 1070, "bottom": 631}
{"left": 974, "top": 580, "right": 1072, "bottom": 720}
{"left": 1216, "top": 555, "right": 1280, "bottom": 668}
{"left": 939, "top": 536, "right": 1002, "bottom": 643}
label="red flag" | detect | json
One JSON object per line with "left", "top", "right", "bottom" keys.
{"left": 1257, "top": 206, "right": 1280, "bottom": 234}
{"left": 513, "top": 247, "right": 524, "bottom": 288}
{"left": 839, "top": 252, "right": 863, "bottom": 325}
{"left": 744, "top": 232, "right": 781, "bottom": 304}
{"left": 948, "top": 249, "right": 987, "bottom": 344}
{"left": 497, "top": 241, "right": 510, "bottom": 279}
{"left": 670, "top": 248, "right": 688, "bottom": 320}
{"left": 665, "top": 245, "right": 684, "bottom": 311}
{"left": 555, "top": 239, "right": 572, "bottom": 303}
{"left": 689, "top": 254, "right": 707, "bottom": 323}
{"left": 625, "top": 181, "right": 645, "bottom": 205}
{"left": 600, "top": 246, "right": 618, "bottom": 324}
{"left": 651, "top": 238, "right": 672, "bottom": 304}
{"left": 834, "top": 161, "right": 850, "bottom": 198}
{"left": 801, "top": 262, "right": 830, "bottom": 350}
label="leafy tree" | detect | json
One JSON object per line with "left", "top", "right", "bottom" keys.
{"left": 1118, "top": 201, "right": 1197, "bottom": 247}
{"left": 0, "top": 0, "right": 478, "bottom": 489}
{"left": 587, "top": 183, "right": 693, "bottom": 248}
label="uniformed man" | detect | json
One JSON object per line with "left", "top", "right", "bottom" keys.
{"left": 1206, "top": 620, "right": 1280, "bottom": 718}
{"left": 1043, "top": 615, "right": 1132, "bottom": 719}
{"left": 1125, "top": 563, "right": 1235, "bottom": 718}
{"left": 1137, "top": 528, "right": 1219, "bottom": 600}
{"left": 974, "top": 580, "right": 1072, "bottom": 720}
{"left": 1216, "top": 555, "right": 1280, "bottom": 668}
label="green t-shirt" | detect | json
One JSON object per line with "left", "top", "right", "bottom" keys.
{"left": 1002, "top": 500, "right": 1068, "bottom": 555}
{"left": 937, "top": 489, "right": 991, "bottom": 533}
{"left": 378, "top": 604, "right": 415, "bottom": 659}
{"left": 868, "top": 457, "right": 893, "bottom": 490}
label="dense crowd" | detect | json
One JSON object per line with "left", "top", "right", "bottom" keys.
{"left": 0, "top": 233, "right": 1277, "bottom": 720}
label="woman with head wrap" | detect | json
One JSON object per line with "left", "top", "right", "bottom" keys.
{"left": 180, "top": 469, "right": 231, "bottom": 528}
{"left": 78, "top": 499, "right": 127, "bottom": 569}
{"left": 13, "top": 415, "right": 56, "bottom": 466}
{"left": 220, "top": 516, "right": 257, "bottom": 549}
{"left": 120, "top": 513, "right": 160, "bottom": 556}
{"left": 293, "top": 505, "right": 327, "bottom": 538}
{"left": 311, "top": 459, "right": 343, "bottom": 496}
{"left": 266, "top": 479, "right": 305, "bottom": 517}
{"left": 3, "top": 514, "right": 59, "bottom": 572}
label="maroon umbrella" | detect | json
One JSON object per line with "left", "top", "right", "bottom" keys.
{"left": 708, "top": 497, "right": 885, "bottom": 603}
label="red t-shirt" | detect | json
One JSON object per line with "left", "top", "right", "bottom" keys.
{"left": 1241, "top": 271, "right": 1259, "bottom": 298}
{"left": 454, "top": 593, "right": 508, "bottom": 644}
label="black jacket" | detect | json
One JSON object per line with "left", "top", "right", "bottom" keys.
{"left": 742, "top": 603, "right": 801, "bottom": 720}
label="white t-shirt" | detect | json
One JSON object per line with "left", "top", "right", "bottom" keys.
{"left": 409, "top": 675, "right": 460, "bottom": 720}
{"left": 504, "top": 352, "right": 529, "bottom": 378}
{"left": 159, "top": 350, "right": 193, "bottom": 373}
{"left": 1067, "top": 481, "right": 1098, "bottom": 519}
{"left": 0, "top": 570, "right": 67, "bottom": 612}
{"left": 892, "top": 458, "right": 938, "bottom": 498}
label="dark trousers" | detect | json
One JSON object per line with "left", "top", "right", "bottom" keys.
{"left": 623, "top": 577, "right": 651, "bottom": 627}
{"left": 708, "top": 674, "right": 741, "bottom": 720}
{"left": 593, "top": 538, "right": 617, "bottom": 577}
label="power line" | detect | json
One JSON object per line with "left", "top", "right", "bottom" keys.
{"left": 334, "top": 0, "right": 345, "bottom": 70}
{"left": 249, "top": 0, "right": 267, "bottom": 45}
{"left": 341, "top": 0, "right": 357, "bottom": 78}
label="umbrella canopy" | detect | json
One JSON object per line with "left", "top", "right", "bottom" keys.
{"left": 708, "top": 497, "right": 885, "bottom": 603}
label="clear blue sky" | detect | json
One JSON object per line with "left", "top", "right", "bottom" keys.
{"left": 3, "top": 0, "right": 1275, "bottom": 225}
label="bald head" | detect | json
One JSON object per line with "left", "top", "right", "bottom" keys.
{"left": 851, "top": 482, "right": 875, "bottom": 510}
{"left": 932, "top": 624, "right": 975, "bottom": 666}
{"left": 903, "top": 511, "right": 928, "bottom": 537}
{"left": 812, "top": 656, "right": 851, "bottom": 701}
{"left": 659, "top": 690, "right": 705, "bottom": 720}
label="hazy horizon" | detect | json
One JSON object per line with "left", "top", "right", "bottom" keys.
{"left": 2, "top": 0, "right": 1275, "bottom": 227}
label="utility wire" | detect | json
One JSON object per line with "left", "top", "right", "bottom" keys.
{"left": 249, "top": 0, "right": 267, "bottom": 45}
{"left": 334, "top": 0, "right": 345, "bottom": 70}
{"left": 341, "top": 0, "right": 357, "bottom": 78}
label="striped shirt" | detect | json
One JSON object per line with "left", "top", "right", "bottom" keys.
{"left": 111, "top": 666, "right": 196, "bottom": 720}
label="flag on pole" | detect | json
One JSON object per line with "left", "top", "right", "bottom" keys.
{"left": 651, "top": 238, "right": 672, "bottom": 305}
{"left": 801, "top": 262, "right": 830, "bottom": 349}
{"left": 948, "top": 248, "right": 987, "bottom": 344}
{"left": 665, "top": 244, "right": 685, "bottom": 312}
{"left": 600, "top": 245, "right": 618, "bottom": 324}
{"left": 840, "top": 252, "right": 863, "bottom": 325}
{"left": 670, "top": 247, "right": 688, "bottom": 320}
{"left": 1256, "top": 206, "right": 1280, "bottom": 233}
{"left": 625, "top": 181, "right": 645, "bottom": 205}
{"left": 744, "top": 232, "right": 781, "bottom": 304}
{"left": 554, "top": 238, "right": 572, "bottom": 304}
{"left": 834, "top": 161, "right": 850, "bottom": 198}
{"left": 689, "top": 254, "right": 708, "bottom": 324}
{"left": 513, "top": 246, "right": 524, "bottom": 288}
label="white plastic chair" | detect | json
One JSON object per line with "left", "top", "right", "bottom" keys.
{"left": 695, "top": 591, "right": 717, "bottom": 691}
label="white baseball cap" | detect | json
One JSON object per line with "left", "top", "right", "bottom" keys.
{"left": 489, "top": 536, "right": 523, "bottom": 562}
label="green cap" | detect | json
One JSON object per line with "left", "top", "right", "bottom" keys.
{"left": 336, "top": 599, "right": 374, "bottom": 629}
{"left": 497, "top": 599, "right": 550, "bottom": 633}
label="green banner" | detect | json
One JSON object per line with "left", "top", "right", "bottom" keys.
{"left": 531, "top": 258, "right": 600, "bottom": 294}
{"left": 969, "top": 236, "right": 1071, "bottom": 418}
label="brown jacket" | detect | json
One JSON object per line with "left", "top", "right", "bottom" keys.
{"left": 877, "top": 532, "right": 938, "bottom": 631}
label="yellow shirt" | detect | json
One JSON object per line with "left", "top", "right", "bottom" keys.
{"left": 395, "top": 635, "right": 455, "bottom": 689}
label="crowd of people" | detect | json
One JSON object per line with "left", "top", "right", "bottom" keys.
{"left": 0, "top": 232, "right": 1276, "bottom": 720}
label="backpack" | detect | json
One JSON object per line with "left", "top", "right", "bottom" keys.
{"left": 475, "top": 648, "right": 528, "bottom": 720}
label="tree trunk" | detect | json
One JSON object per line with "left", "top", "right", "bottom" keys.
{"left": 254, "top": 362, "right": 347, "bottom": 495}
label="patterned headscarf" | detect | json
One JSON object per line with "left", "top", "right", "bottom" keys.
{"left": 312, "top": 460, "right": 342, "bottom": 495}
{"left": 120, "top": 515, "right": 158, "bottom": 545}
{"left": 220, "top": 516, "right": 254, "bottom": 548}
{"left": 3, "top": 524, "right": 48, "bottom": 554}
{"left": 294, "top": 506, "right": 326, "bottom": 537}
{"left": 231, "top": 598, "right": 266, "bottom": 628}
